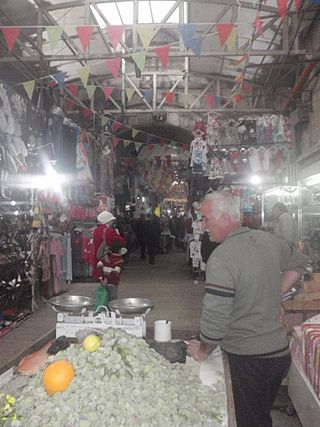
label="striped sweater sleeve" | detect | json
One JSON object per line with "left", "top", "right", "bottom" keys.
{"left": 200, "top": 255, "right": 236, "bottom": 345}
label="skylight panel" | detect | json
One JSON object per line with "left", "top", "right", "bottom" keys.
{"left": 97, "top": 2, "right": 122, "bottom": 25}
{"left": 117, "top": 2, "right": 134, "bottom": 24}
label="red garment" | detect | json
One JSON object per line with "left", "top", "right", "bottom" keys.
{"left": 92, "top": 224, "right": 126, "bottom": 280}
{"left": 100, "top": 253, "right": 123, "bottom": 286}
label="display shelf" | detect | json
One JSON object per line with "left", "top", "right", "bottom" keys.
{"left": 288, "top": 358, "right": 320, "bottom": 427}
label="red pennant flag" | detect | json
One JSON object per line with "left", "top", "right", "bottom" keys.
{"left": 112, "top": 137, "right": 120, "bottom": 148}
{"left": 148, "top": 144, "right": 155, "bottom": 151}
{"left": 65, "top": 99, "right": 75, "bottom": 110}
{"left": 165, "top": 92, "right": 175, "bottom": 105}
{"left": 216, "top": 23, "right": 234, "bottom": 47}
{"left": 160, "top": 138, "right": 167, "bottom": 147}
{"left": 254, "top": 12, "right": 263, "bottom": 36}
{"left": 204, "top": 95, "right": 215, "bottom": 108}
{"left": 106, "top": 25, "right": 125, "bottom": 50}
{"left": 103, "top": 87, "right": 113, "bottom": 101}
{"left": 113, "top": 121, "right": 122, "bottom": 132}
{"left": 83, "top": 108, "right": 93, "bottom": 117}
{"left": 106, "top": 57, "right": 121, "bottom": 79}
{"left": 277, "top": 0, "right": 288, "bottom": 21}
{"left": 154, "top": 45, "right": 170, "bottom": 69}
{"left": 2, "top": 27, "right": 20, "bottom": 53}
{"left": 68, "top": 84, "right": 78, "bottom": 97}
{"left": 295, "top": 0, "right": 300, "bottom": 12}
{"left": 241, "top": 82, "right": 251, "bottom": 94}
{"left": 48, "top": 80, "right": 57, "bottom": 88}
{"left": 232, "top": 94, "right": 241, "bottom": 104}
{"left": 76, "top": 26, "right": 93, "bottom": 52}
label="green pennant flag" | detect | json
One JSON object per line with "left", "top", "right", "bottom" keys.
{"left": 131, "top": 51, "right": 146, "bottom": 73}
{"left": 136, "top": 24, "right": 155, "bottom": 49}
{"left": 123, "top": 140, "right": 131, "bottom": 148}
{"left": 134, "top": 142, "right": 142, "bottom": 152}
{"left": 225, "top": 27, "right": 238, "bottom": 51}
{"left": 132, "top": 128, "right": 140, "bottom": 138}
{"left": 126, "top": 88, "right": 135, "bottom": 102}
{"left": 179, "top": 93, "right": 192, "bottom": 108}
{"left": 46, "top": 26, "right": 63, "bottom": 50}
{"left": 78, "top": 66, "right": 90, "bottom": 86}
{"left": 86, "top": 84, "right": 96, "bottom": 99}
{"left": 23, "top": 80, "right": 35, "bottom": 100}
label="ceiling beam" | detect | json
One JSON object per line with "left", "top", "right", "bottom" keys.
{"left": 0, "top": 49, "right": 311, "bottom": 63}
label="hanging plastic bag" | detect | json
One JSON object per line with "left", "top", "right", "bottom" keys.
{"left": 95, "top": 284, "right": 108, "bottom": 312}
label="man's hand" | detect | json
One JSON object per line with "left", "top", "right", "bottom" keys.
{"left": 186, "top": 339, "right": 216, "bottom": 362}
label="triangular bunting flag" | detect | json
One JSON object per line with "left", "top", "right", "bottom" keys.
{"left": 188, "top": 37, "right": 203, "bottom": 57}
{"left": 179, "top": 93, "right": 192, "bottom": 108}
{"left": 295, "top": 0, "right": 300, "bottom": 12}
{"left": 179, "top": 24, "right": 197, "bottom": 50}
{"left": 126, "top": 88, "right": 135, "bottom": 102}
{"left": 106, "top": 57, "right": 121, "bottom": 79}
{"left": 53, "top": 71, "right": 67, "bottom": 92}
{"left": 68, "top": 84, "right": 79, "bottom": 97}
{"left": 23, "top": 80, "right": 35, "bottom": 101}
{"left": 78, "top": 66, "right": 90, "bottom": 86}
{"left": 48, "top": 80, "right": 57, "bottom": 88}
{"left": 123, "top": 140, "right": 131, "bottom": 148}
{"left": 216, "top": 23, "right": 235, "bottom": 47}
{"left": 46, "top": 26, "right": 63, "bottom": 50}
{"left": 131, "top": 51, "right": 146, "bottom": 73}
{"left": 86, "top": 85, "right": 96, "bottom": 99}
{"left": 204, "top": 95, "right": 215, "bottom": 108}
{"left": 132, "top": 128, "right": 140, "bottom": 138}
{"left": 236, "top": 53, "right": 249, "bottom": 70}
{"left": 154, "top": 45, "right": 170, "bottom": 69}
{"left": 101, "top": 116, "right": 108, "bottom": 126}
{"left": 2, "top": 27, "right": 20, "bottom": 53}
{"left": 215, "top": 96, "right": 222, "bottom": 107}
{"left": 76, "top": 26, "right": 93, "bottom": 52}
{"left": 106, "top": 25, "right": 125, "bottom": 50}
{"left": 234, "top": 72, "right": 245, "bottom": 84}
{"left": 277, "top": 0, "right": 288, "bottom": 21}
{"left": 102, "top": 87, "right": 113, "bottom": 101}
{"left": 225, "top": 27, "right": 238, "bottom": 51}
{"left": 134, "top": 142, "right": 142, "bottom": 152}
{"left": 112, "top": 137, "right": 120, "bottom": 148}
{"left": 83, "top": 108, "right": 93, "bottom": 117}
{"left": 254, "top": 12, "right": 263, "bottom": 36}
{"left": 241, "top": 82, "right": 251, "bottom": 95}
{"left": 65, "top": 99, "right": 75, "bottom": 111}
{"left": 143, "top": 89, "right": 153, "bottom": 101}
{"left": 136, "top": 25, "right": 155, "bottom": 49}
{"left": 113, "top": 121, "right": 122, "bottom": 132}
{"left": 165, "top": 92, "right": 175, "bottom": 105}
{"left": 232, "top": 94, "right": 241, "bottom": 104}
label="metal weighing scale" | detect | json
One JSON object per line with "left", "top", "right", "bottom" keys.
{"left": 48, "top": 296, "right": 154, "bottom": 339}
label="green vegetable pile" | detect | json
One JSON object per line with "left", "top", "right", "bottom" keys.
{"left": 10, "top": 329, "right": 226, "bottom": 427}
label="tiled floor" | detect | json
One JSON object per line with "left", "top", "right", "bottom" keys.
{"left": 0, "top": 249, "right": 302, "bottom": 426}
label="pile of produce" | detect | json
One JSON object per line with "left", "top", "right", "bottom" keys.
{"left": 10, "top": 329, "right": 226, "bottom": 427}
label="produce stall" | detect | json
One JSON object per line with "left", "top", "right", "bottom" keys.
{"left": 0, "top": 295, "right": 236, "bottom": 427}
{"left": 0, "top": 330, "right": 235, "bottom": 427}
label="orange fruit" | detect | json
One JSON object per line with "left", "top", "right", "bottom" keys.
{"left": 42, "top": 360, "right": 75, "bottom": 396}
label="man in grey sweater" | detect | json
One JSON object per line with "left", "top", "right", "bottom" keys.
{"left": 187, "top": 191, "right": 309, "bottom": 427}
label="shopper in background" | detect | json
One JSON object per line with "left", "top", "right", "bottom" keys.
{"left": 271, "top": 202, "right": 298, "bottom": 247}
{"left": 133, "top": 213, "right": 147, "bottom": 259}
{"left": 144, "top": 214, "right": 161, "bottom": 264}
{"left": 187, "top": 191, "right": 309, "bottom": 427}
{"left": 92, "top": 211, "right": 126, "bottom": 281}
